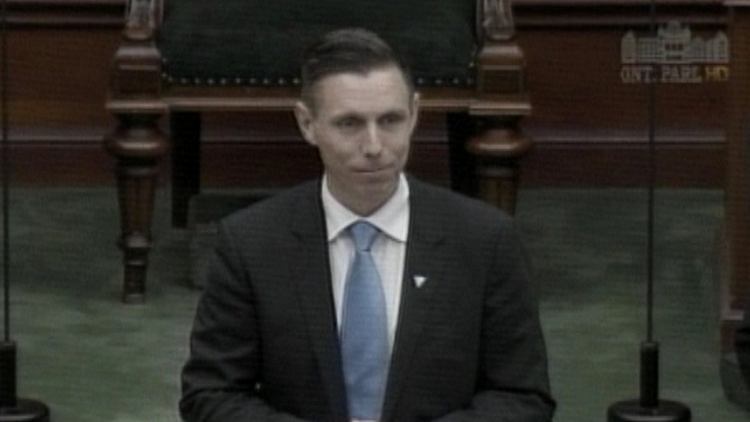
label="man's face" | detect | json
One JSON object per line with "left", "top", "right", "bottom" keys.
{"left": 295, "top": 66, "right": 419, "bottom": 215}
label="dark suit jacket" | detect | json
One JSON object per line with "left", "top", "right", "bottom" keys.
{"left": 180, "top": 177, "right": 555, "bottom": 422}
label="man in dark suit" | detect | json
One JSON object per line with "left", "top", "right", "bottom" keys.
{"left": 179, "top": 28, "right": 555, "bottom": 422}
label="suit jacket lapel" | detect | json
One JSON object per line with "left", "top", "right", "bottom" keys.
{"left": 381, "top": 180, "right": 448, "bottom": 420}
{"left": 289, "top": 183, "right": 349, "bottom": 421}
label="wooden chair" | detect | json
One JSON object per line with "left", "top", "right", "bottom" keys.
{"left": 104, "top": 0, "right": 533, "bottom": 303}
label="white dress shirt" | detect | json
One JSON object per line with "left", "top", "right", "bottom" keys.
{"left": 321, "top": 173, "right": 410, "bottom": 354}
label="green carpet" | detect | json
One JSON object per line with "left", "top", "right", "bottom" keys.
{"left": 5, "top": 187, "right": 748, "bottom": 422}
{"left": 517, "top": 189, "right": 737, "bottom": 422}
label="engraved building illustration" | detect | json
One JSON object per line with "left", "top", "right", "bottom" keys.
{"left": 621, "top": 21, "right": 729, "bottom": 64}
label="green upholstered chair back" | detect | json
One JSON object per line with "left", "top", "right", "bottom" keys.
{"left": 158, "top": 0, "right": 477, "bottom": 88}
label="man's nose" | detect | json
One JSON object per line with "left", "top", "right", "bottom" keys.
{"left": 362, "top": 124, "right": 383, "bottom": 156}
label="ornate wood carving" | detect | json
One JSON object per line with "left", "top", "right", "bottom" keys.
{"left": 482, "top": 0, "right": 515, "bottom": 41}
{"left": 124, "top": 0, "right": 161, "bottom": 33}
{"left": 111, "top": 0, "right": 162, "bottom": 99}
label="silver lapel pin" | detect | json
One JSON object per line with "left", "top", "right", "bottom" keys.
{"left": 413, "top": 275, "right": 427, "bottom": 288}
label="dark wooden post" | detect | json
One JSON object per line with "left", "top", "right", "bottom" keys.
{"left": 104, "top": 0, "right": 167, "bottom": 303}
{"left": 724, "top": 0, "right": 750, "bottom": 350}
{"left": 469, "top": 0, "right": 532, "bottom": 215}
{"left": 721, "top": 0, "right": 750, "bottom": 405}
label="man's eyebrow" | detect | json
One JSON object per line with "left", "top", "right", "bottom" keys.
{"left": 329, "top": 106, "right": 410, "bottom": 121}
{"left": 330, "top": 112, "right": 365, "bottom": 122}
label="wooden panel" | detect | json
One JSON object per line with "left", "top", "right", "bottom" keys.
{"left": 516, "top": 9, "right": 727, "bottom": 130}
{"left": 6, "top": 0, "right": 123, "bottom": 27}
{"left": 2, "top": 0, "right": 123, "bottom": 132}
{"left": 515, "top": 0, "right": 726, "bottom": 27}
{"left": 522, "top": 142, "right": 725, "bottom": 188}
{"left": 5, "top": 143, "right": 117, "bottom": 186}
{"left": 9, "top": 29, "right": 121, "bottom": 127}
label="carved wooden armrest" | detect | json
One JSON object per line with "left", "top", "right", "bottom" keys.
{"left": 472, "top": 0, "right": 526, "bottom": 108}
{"left": 107, "top": 0, "right": 165, "bottom": 102}
{"left": 477, "top": 0, "right": 515, "bottom": 42}
{"left": 124, "top": 0, "right": 163, "bottom": 40}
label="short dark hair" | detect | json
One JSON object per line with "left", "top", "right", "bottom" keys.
{"left": 300, "top": 28, "right": 414, "bottom": 110}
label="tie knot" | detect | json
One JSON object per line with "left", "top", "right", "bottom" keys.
{"left": 349, "top": 221, "right": 379, "bottom": 252}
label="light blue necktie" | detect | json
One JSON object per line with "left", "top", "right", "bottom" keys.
{"left": 341, "top": 221, "right": 388, "bottom": 420}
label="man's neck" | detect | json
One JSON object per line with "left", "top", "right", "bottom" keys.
{"left": 326, "top": 180, "right": 400, "bottom": 217}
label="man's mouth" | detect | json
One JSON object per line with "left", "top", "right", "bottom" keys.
{"left": 354, "top": 167, "right": 389, "bottom": 174}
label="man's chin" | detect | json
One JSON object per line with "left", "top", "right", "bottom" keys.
{"left": 359, "top": 179, "right": 399, "bottom": 200}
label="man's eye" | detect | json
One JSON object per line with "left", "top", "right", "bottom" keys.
{"left": 381, "top": 114, "right": 405, "bottom": 126}
{"left": 336, "top": 118, "right": 361, "bottom": 129}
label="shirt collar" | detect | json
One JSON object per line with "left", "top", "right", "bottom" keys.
{"left": 321, "top": 173, "right": 410, "bottom": 243}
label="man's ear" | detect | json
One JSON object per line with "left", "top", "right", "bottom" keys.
{"left": 409, "top": 92, "right": 421, "bottom": 132}
{"left": 294, "top": 101, "right": 317, "bottom": 146}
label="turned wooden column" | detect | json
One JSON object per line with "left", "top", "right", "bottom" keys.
{"left": 470, "top": 0, "right": 532, "bottom": 215}
{"left": 104, "top": 0, "right": 167, "bottom": 303}
{"left": 105, "top": 108, "right": 168, "bottom": 303}
{"left": 467, "top": 116, "right": 532, "bottom": 213}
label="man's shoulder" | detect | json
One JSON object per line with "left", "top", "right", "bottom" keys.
{"left": 221, "top": 180, "right": 319, "bottom": 229}
{"left": 408, "top": 177, "right": 513, "bottom": 225}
